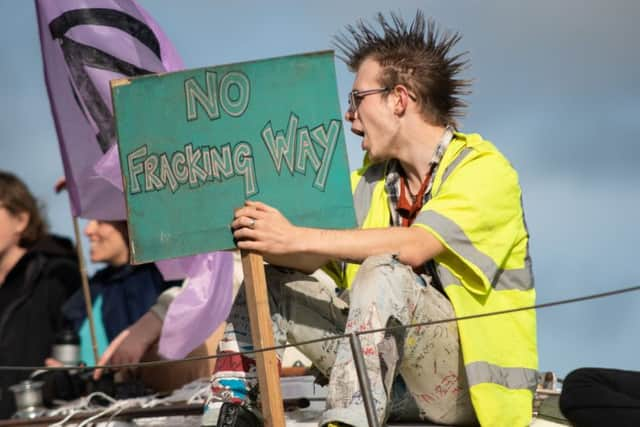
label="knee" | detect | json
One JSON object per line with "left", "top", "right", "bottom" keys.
{"left": 275, "top": 269, "right": 347, "bottom": 318}
{"left": 278, "top": 269, "right": 325, "bottom": 299}
{"left": 280, "top": 277, "right": 325, "bottom": 311}
{"left": 360, "top": 253, "right": 396, "bottom": 270}
{"left": 351, "top": 254, "right": 414, "bottom": 294}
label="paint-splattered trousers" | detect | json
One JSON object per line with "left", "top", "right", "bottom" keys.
{"left": 214, "top": 254, "right": 477, "bottom": 426}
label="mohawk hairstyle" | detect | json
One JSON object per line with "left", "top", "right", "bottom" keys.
{"left": 333, "top": 11, "right": 471, "bottom": 128}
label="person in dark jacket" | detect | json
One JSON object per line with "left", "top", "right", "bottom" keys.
{"left": 61, "top": 219, "right": 178, "bottom": 365}
{"left": 0, "top": 171, "right": 81, "bottom": 419}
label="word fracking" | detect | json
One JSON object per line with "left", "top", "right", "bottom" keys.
{"left": 126, "top": 114, "right": 341, "bottom": 198}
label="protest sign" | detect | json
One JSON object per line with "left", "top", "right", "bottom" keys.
{"left": 112, "top": 51, "right": 355, "bottom": 263}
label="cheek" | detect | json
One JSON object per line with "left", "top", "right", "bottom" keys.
{"left": 114, "top": 239, "right": 128, "bottom": 257}
{"left": 97, "top": 228, "right": 120, "bottom": 249}
{"left": 360, "top": 106, "right": 388, "bottom": 131}
{"left": 0, "top": 230, "right": 12, "bottom": 247}
{"left": 89, "top": 241, "right": 103, "bottom": 257}
{"left": 0, "top": 224, "right": 22, "bottom": 247}
{"left": 101, "top": 234, "right": 128, "bottom": 261}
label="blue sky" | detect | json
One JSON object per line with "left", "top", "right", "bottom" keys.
{"left": 1, "top": 0, "right": 639, "bottom": 377}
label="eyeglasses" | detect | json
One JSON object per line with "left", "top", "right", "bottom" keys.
{"left": 347, "top": 87, "right": 389, "bottom": 113}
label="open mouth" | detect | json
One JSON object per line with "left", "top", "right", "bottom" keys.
{"left": 351, "top": 127, "right": 364, "bottom": 138}
{"left": 351, "top": 128, "right": 366, "bottom": 151}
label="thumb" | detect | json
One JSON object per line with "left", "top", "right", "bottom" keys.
{"left": 93, "top": 329, "right": 130, "bottom": 380}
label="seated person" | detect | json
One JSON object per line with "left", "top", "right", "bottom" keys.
{"left": 209, "top": 11, "right": 537, "bottom": 427}
{"left": 0, "top": 171, "right": 81, "bottom": 419}
{"left": 93, "top": 251, "right": 244, "bottom": 392}
{"left": 62, "top": 219, "right": 179, "bottom": 364}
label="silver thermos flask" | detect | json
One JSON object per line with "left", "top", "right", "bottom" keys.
{"left": 51, "top": 328, "right": 81, "bottom": 366}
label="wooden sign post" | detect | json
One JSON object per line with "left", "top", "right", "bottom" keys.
{"left": 112, "top": 51, "right": 356, "bottom": 426}
{"left": 241, "top": 251, "right": 285, "bottom": 427}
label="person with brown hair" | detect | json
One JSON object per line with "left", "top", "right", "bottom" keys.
{"left": 211, "top": 11, "right": 537, "bottom": 427}
{"left": 52, "top": 218, "right": 229, "bottom": 394}
{"left": 61, "top": 219, "right": 178, "bottom": 365}
{"left": 0, "top": 171, "right": 81, "bottom": 419}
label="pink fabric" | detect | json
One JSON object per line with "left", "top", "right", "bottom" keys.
{"left": 158, "top": 251, "right": 235, "bottom": 359}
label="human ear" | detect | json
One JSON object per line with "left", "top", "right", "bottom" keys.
{"left": 393, "top": 85, "right": 411, "bottom": 115}
{"left": 15, "top": 211, "right": 30, "bottom": 234}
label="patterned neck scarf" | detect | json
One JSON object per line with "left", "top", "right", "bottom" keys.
{"left": 385, "top": 127, "right": 454, "bottom": 227}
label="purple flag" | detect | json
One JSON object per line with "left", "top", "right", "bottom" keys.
{"left": 36, "top": 0, "right": 183, "bottom": 219}
{"left": 36, "top": 0, "right": 236, "bottom": 354}
{"left": 159, "top": 251, "right": 235, "bottom": 360}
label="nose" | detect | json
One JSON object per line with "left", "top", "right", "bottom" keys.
{"left": 345, "top": 109, "right": 355, "bottom": 123}
{"left": 345, "top": 110, "right": 364, "bottom": 137}
{"left": 84, "top": 220, "right": 98, "bottom": 237}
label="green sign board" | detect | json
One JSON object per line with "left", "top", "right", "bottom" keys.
{"left": 112, "top": 51, "right": 355, "bottom": 263}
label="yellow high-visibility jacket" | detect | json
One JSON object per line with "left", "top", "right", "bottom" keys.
{"left": 337, "top": 132, "right": 538, "bottom": 426}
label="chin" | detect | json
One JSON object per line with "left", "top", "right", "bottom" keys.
{"left": 367, "top": 152, "right": 383, "bottom": 163}
{"left": 89, "top": 252, "right": 100, "bottom": 263}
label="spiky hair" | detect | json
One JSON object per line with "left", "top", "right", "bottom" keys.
{"left": 333, "top": 11, "right": 471, "bottom": 128}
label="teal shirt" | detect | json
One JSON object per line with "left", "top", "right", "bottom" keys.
{"left": 79, "top": 295, "right": 109, "bottom": 365}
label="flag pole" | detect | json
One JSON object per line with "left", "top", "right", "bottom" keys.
{"left": 72, "top": 216, "right": 100, "bottom": 365}
{"left": 55, "top": 177, "right": 100, "bottom": 365}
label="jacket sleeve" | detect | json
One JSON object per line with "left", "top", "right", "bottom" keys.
{"left": 414, "top": 149, "right": 527, "bottom": 295}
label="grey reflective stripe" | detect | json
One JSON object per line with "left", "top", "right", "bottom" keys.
{"left": 426, "top": 144, "right": 534, "bottom": 290}
{"left": 466, "top": 361, "right": 538, "bottom": 391}
{"left": 436, "top": 147, "right": 473, "bottom": 191}
{"left": 496, "top": 255, "right": 534, "bottom": 291}
{"left": 352, "top": 163, "right": 385, "bottom": 227}
{"left": 416, "top": 210, "right": 533, "bottom": 290}
{"left": 435, "top": 262, "right": 533, "bottom": 292}
{"left": 435, "top": 264, "right": 461, "bottom": 288}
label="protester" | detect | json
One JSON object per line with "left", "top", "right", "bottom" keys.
{"left": 210, "top": 11, "right": 538, "bottom": 427}
{"left": 91, "top": 251, "right": 244, "bottom": 392}
{"left": 91, "top": 283, "right": 216, "bottom": 392}
{"left": 559, "top": 367, "right": 640, "bottom": 427}
{"left": 95, "top": 250, "right": 243, "bottom": 372}
{"left": 61, "top": 219, "right": 178, "bottom": 365}
{"left": 0, "top": 171, "right": 81, "bottom": 419}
